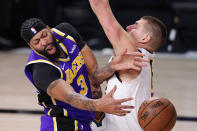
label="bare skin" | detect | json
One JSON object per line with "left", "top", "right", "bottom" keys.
{"left": 81, "top": 44, "right": 147, "bottom": 85}
{"left": 28, "top": 25, "right": 148, "bottom": 116}
{"left": 89, "top": 0, "right": 152, "bottom": 82}
{"left": 29, "top": 26, "right": 147, "bottom": 84}
{"left": 47, "top": 79, "right": 134, "bottom": 116}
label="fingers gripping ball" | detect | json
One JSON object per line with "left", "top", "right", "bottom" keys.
{"left": 138, "top": 97, "right": 177, "bottom": 131}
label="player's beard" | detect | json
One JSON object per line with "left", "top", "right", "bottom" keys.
{"left": 92, "top": 87, "right": 102, "bottom": 99}
{"left": 37, "top": 35, "right": 61, "bottom": 61}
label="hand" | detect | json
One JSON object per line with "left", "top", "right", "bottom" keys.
{"left": 89, "top": 0, "right": 111, "bottom": 16}
{"left": 95, "top": 85, "right": 134, "bottom": 116}
{"left": 111, "top": 49, "right": 148, "bottom": 71}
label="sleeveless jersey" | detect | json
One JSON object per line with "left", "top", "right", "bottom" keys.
{"left": 25, "top": 28, "right": 94, "bottom": 122}
{"left": 104, "top": 48, "right": 154, "bottom": 131}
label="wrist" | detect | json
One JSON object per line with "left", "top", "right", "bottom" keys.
{"left": 93, "top": 99, "right": 101, "bottom": 112}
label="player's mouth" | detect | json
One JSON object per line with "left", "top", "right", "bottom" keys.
{"left": 45, "top": 44, "right": 56, "bottom": 55}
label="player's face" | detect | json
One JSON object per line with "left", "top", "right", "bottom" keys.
{"left": 29, "top": 28, "right": 60, "bottom": 60}
{"left": 126, "top": 19, "right": 148, "bottom": 45}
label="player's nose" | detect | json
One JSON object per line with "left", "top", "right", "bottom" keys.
{"left": 126, "top": 25, "right": 134, "bottom": 32}
{"left": 40, "top": 38, "right": 48, "bottom": 46}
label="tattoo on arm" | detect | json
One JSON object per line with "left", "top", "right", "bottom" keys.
{"left": 66, "top": 93, "right": 96, "bottom": 111}
{"left": 48, "top": 79, "right": 61, "bottom": 90}
{"left": 48, "top": 79, "right": 97, "bottom": 111}
{"left": 94, "top": 64, "right": 115, "bottom": 84}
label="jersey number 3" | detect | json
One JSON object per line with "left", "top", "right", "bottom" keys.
{"left": 77, "top": 74, "right": 88, "bottom": 95}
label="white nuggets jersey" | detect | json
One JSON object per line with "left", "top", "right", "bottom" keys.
{"left": 104, "top": 48, "right": 154, "bottom": 131}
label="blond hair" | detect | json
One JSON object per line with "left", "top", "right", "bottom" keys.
{"left": 141, "top": 16, "right": 167, "bottom": 51}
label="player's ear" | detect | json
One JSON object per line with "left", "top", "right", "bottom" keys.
{"left": 140, "top": 33, "right": 151, "bottom": 44}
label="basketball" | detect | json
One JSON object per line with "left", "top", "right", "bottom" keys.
{"left": 138, "top": 97, "right": 177, "bottom": 131}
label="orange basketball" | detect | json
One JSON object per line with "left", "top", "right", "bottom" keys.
{"left": 138, "top": 97, "right": 177, "bottom": 131}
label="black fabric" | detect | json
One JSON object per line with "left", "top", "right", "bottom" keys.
{"left": 49, "top": 106, "right": 67, "bottom": 117}
{"left": 93, "top": 112, "right": 105, "bottom": 127}
{"left": 115, "top": 71, "right": 122, "bottom": 83}
{"left": 55, "top": 22, "right": 86, "bottom": 50}
{"left": 56, "top": 117, "right": 75, "bottom": 131}
{"left": 32, "top": 63, "right": 61, "bottom": 92}
{"left": 138, "top": 49, "right": 142, "bottom": 53}
{"left": 37, "top": 90, "right": 54, "bottom": 107}
{"left": 24, "top": 20, "right": 46, "bottom": 43}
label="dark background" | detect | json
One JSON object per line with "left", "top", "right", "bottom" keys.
{"left": 0, "top": 0, "right": 197, "bottom": 53}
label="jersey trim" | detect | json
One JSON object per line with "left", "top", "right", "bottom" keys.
{"left": 51, "top": 28, "right": 76, "bottom": 43}
{"left": 33, "top": 49, "right": 48, "bottom": 59}
{"left": 56, "top": 42, "right": 70, "bottom": 62}
{"left": 64, "top": 108, "right": 68, "bottom": 117}
{"left": 149, "top": 58, "right": 154, "bottom": 90}
{"left": 51, "top": 98, "right": 57, "bottom": 105}
{"left": 53, "top": 117, "right": 57, "bottom": 131}
{"left": 74, "top": 120, "right": 79, "bottom": 131}
{"left": 26, "top": 59, "right": 63, "bottom": 79}
{"left": 48, "top": 109, "right": 52, "bottom": 116}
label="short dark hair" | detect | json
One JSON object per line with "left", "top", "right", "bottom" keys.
{"left": 20, "top": 18, "right": 47, "bottom": 43}
{"left": 141, "top": 16, "right": 167, "bottom": 51}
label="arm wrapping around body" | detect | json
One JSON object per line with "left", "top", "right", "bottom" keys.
{"left": 81, "top": 44, "right": 115, "bottom": 86}
{"left": 46, "top": 79, "right": 134, "bottom": 116}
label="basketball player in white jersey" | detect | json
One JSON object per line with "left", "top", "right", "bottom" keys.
{"left": 89, "top": 0, "right": 167, "bottom": 130}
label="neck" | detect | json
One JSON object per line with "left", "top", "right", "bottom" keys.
{"left": 138, "top": 44, "right": 153, "bottom": 53}
{"left": 59, "top": 48, "right": 65, "bottom": 58}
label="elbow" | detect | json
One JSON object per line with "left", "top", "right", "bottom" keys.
{"left": 46, "top": 79, "right": 72, "bottom": 103}
{"left": 105, "top": 22, "right": 122, "bottom": 45}
{"left": 46, "top": 85, "right": 66, "bottom": 103}
{"left": 106, "top": 22, "right": 120, "bottom": 35}
{"left": 89, "top": 72, "right": 103, "bottom": 86}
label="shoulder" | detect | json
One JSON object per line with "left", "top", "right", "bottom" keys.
{"left": 55, "top": 22, "right": 78, "bottom": 35}
{"left": 54, "top": 22, "right": 86, "bottom": 51}
{"left": 138, "top": 48, "right": 154, "bottom": 59}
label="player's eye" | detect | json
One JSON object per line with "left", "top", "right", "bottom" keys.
{"left": 32, "top": 39, "right": 40, "bottom": 45}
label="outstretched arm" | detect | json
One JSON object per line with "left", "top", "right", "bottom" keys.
{"left": 47, "top": 79, "right": 134, "bottom": 116}
{"left": 81, "top": 45, "right": 147, "bottom": 85}
{"left": 89, "top": 0, "right": 137, "bottom": 55}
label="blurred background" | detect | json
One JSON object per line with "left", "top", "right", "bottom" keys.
{"left": 0, "top": 0, "right": 197, "bottom": 52}
{"left": 0, "top": 0, "right": 197, "bottom": 131}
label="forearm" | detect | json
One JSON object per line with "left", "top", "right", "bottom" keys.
{"left": 47, "top": 79, "right": 98, "bottom": 111}
{"left": 47, "top": 79, "right": 134, "bottom": 116}
{"left": 89, "top": 0, "right": 122, "bottom": 48}
{"left": 93, "top": 63, "right": 115, "bottom": 85}
{"left": 81, "top": 45, "right": 114, "bottom": 85}
{"left": 89, "top": 0, "right": 137, "bottom": 54}
{"left": 66, "top": 91, "right": 97, "bottom": 111}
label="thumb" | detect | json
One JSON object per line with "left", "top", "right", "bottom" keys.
{"left": 108, "top": 85, "right": 117, "bottom": 97}
{"left": 121, "top": 48, "right": 128, "bottom": 56}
